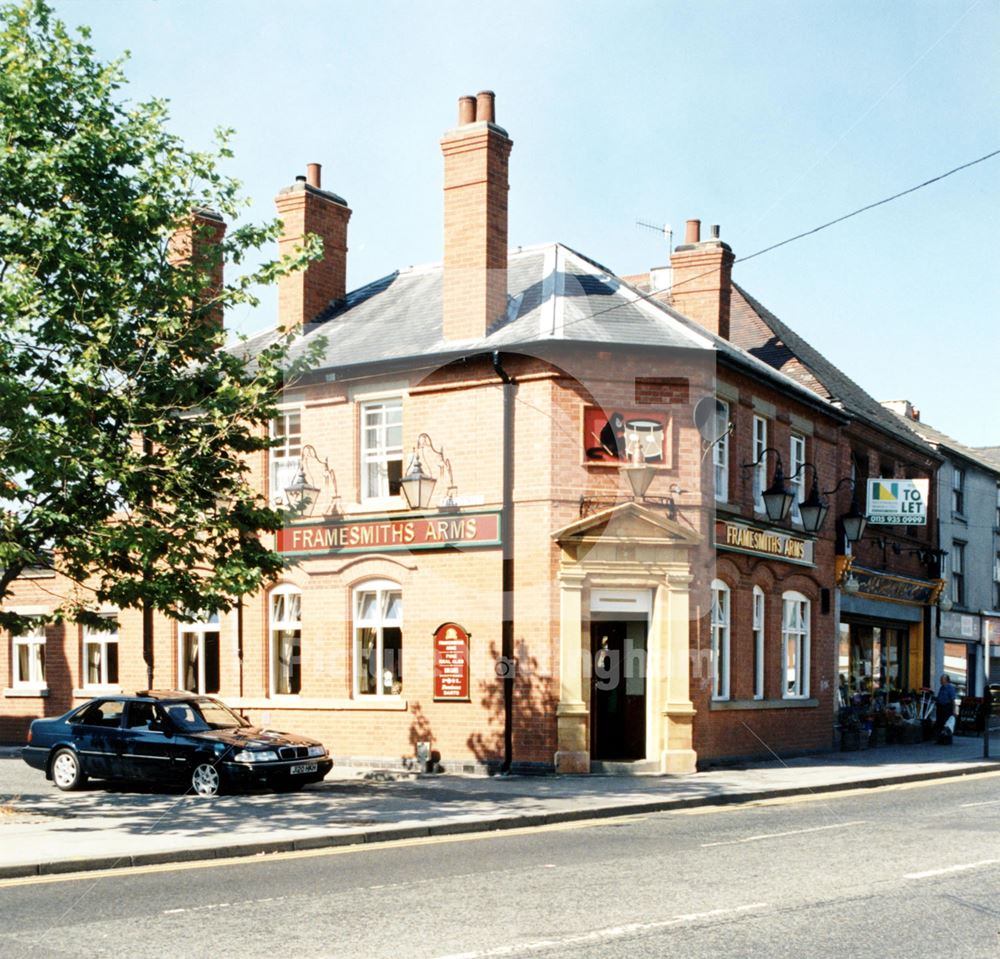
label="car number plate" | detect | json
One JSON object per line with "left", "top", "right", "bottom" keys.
{"left": 289, "top": 763, "right": 318, "bottom": 775}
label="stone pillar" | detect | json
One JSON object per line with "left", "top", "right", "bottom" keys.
{"left": 654, "top": 576, "right": 697, "bottom": 773}
{"left": 555, "top": 568, "right": 589, "bottom": 773}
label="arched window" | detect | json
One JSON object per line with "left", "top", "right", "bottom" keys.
{"left": 710, "top": 580, "right": 730, "bottom": 701}
{"left": 270, "top": 585, "right": 302, "bottom": 695}
{"left": 782, "top": 591, "right": 811, "bottom": 699}
{"left": 353, "top": 580, "right": 402, "bottom": 697}
{"left": 179, "top": 611, "right": 221, "bottom": 695}
{"left": 752, "top": 586, "right": 765, "bottom": 700}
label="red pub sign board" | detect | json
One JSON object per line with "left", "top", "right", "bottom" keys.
{"left": 434, "top": 622, "right": 470, "bottom": 702}
{"left": 278, "top": 511, "right": 501, "bottom": 555}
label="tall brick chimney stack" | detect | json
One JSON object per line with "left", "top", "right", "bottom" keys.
{"left": 440, "top": 90, "right": 513, "bottom": 340}
{"left": 275, "top": 163, "right": 351, "bottom": 331}
{"left": 670, "top": 219, "right": 735, "bottom": 340}
{"left": 168, "top": 208, "right": 227, "bottom": 329}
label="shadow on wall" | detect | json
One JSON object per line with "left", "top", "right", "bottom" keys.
{"left": 467, "top": 641, "right": 557, "bottom": 771}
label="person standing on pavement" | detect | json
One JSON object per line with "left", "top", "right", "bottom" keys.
{"left": 934, "top": 673, "right": 957, "bottom": 738}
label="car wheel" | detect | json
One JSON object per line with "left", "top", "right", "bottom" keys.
{"left": 190, "top": 762, "right": 222, "bottom": 797}
{"left": 51, "top": 749, "right": 86, "bottom": 791}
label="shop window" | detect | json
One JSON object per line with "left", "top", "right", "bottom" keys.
{"left": 952, "top": 468, "right": 965, "bottom": 516}
{"left": 269, "top": 411, "right": 302, "bottom": 504}
{"left": 361, "top": 398, "right": 403, "bottom": 502}
{"left": 789, "top": 433, "right": 806, "bottom": 525}
{"left": 951, "top": 542, "right": 965, "bottom": 608}
{"left": 12, "top": 623, "right": 46, "bottom": 687}
{"left": 269, "top": 586, "right": 301, "bottom": 695}
{"left": 781, "top": 592, "right": 810, "bottom": 699}
{"left": 83, "top": 618, "right": 119, "bottom": 687}
{"left": 179, "top": 611, "right": 221, "bottom": 695}
{"left": 353, "top": 580, "right": 403, "bottom": 697}
{"left": 713, "top": 400, "right": 730, "bottom": 503}
{"left": 752, "top": 586, "right": 765, "bottom": 700}
{"left": 710, "top": 580, "right": 730, "bottom": 700}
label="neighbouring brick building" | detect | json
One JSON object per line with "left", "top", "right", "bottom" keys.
{"left": 1, "top": 91, "right": 945, "bottom": 771}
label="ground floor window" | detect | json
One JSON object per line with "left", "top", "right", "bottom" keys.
{"left": 13, "top": 624, "right": 46, "bottom": 686}
{"left": 710, "top": 580, "right": 730, "bottom": 700}
{"left": 270, "top": 586, "right": 301, "bottom": 695}
{"left": 782, "top": 592, "right": 810, "bottom": 698}
{"left": 354, "top": 580, "right": 402, "bottom": 696}
{"left": 180, "top": 612, "right": 221, "bottom": 694}
{"left": 84, "top": 618, "right": 119, "bottom": 687}
{"left": 752, "top": 586, "right": 765, "bottom": 700}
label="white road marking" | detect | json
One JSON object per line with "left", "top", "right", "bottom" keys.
{"left": 904, "top": 859, "right": 1000, "bottom": 880}
{"left": 701, "top": 820, "right": 868, "bottom": 847}
{"left": 431, "top": 903, "right": 769, "bottom": 959}
{"left": 959, "top": 799, "right": 1000, "bottom": 808}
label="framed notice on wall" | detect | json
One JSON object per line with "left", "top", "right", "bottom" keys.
{"left": 433, "top": 622, "right": 470, "bottom": 702}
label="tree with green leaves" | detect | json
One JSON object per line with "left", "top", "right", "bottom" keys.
{"left": 0, "top": 0, "right": 319, "bottom": 680}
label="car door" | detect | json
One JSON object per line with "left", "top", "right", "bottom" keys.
{"left": 121, "top": 701, "right": 179, "bottom": 784}
{"left": 69, "top": 699, "right": 126, "bottom": 778}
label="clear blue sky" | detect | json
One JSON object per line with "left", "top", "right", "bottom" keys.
{"left": 51, "top": 0, "right": 1000, "bottom": 447}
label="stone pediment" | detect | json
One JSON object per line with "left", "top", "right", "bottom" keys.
{"left": 552, "top": 501, "right": 700, "bottom": 548}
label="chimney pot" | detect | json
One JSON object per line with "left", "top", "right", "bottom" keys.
{"left": 476, "top": 90, "right": 496, "bottom": 124}
{"left": 685, "top": 219, "right": 701, "bottom": 244}
{"left": 710, "top": 224, "right": 721, "bottom": 239}
{"left": 306, "top": 163, "right": 322, "bottom": 189}
{"left": 458, "top": 95, "right": 476, "bottom": 125}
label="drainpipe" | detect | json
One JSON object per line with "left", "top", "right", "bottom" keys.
{"left": 492, "top": 351, "right": 516, "bottom": 774}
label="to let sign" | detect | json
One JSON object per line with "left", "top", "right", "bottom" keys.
{"left": 866, "top": 479, "right": 928, "bottom": 525}
{"left": 433, "top": 622, "right": 470, "bottom": 702}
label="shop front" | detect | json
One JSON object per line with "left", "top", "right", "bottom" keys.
{"left": 938, "top": 610, "right": 986, "bottom": 697}
{"left": 837, "top": 562, "right": 941, "bottom": 711}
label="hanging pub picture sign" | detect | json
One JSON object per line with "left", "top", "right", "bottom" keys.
{"left": 866, "top": 479, "right": 928, "bottom": 525}
{"left": 433, "top": 622, "right": 470, "bottom": 701}
{"left": 583, "top": 407, "right": 670, "bottom": 464}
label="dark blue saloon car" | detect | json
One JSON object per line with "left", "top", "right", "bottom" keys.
{"left": 23, "top": 691, "right": 333, "bottom": 796}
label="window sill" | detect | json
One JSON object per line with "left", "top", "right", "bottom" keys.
{"left": 228, "top": 696, "right": 408, "bottom": 711}
{"left": 342, "top": 498, "right": 406, "bottom": 515}
{"left": 710, "top": 698, "right": 819, "bottom": 710}
{"left": 73, "top": 686, "right": 124, "bottom": 698}
{"left": 3, "top": 686, "right": 49, "bottom": 698}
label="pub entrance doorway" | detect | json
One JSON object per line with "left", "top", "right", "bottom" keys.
{"left": 590, "top": 618, "right": 647, "bottom": 761}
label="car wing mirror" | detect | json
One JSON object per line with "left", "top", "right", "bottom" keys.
{"left": 149, "top": 720, "right": 173, "bottom": 736}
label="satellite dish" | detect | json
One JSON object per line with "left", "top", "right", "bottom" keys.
{"left": 693, "top": 397, "right": 730, "bottom": 443}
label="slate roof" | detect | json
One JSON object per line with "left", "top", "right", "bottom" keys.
{"left": 975, "top": 446, "right": 1000, "bottom": 468}
{"left": 886, "top": 415, "right": 1000, "bottom": 477}
{"left": 728, "top": 283, "right": 939, "bottom": 458}
{"left": 231, "top": 244, "right": 846, "bottom": 420}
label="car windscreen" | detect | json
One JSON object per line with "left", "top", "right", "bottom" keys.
{"left": 164, "top": 699, "right": 246, "bottom": 732}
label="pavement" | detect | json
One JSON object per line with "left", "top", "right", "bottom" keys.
{"left": 1, "top": 735, "right": 998, "bottom": 881}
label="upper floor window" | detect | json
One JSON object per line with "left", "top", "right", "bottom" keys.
{"left": 789, "top": 433, "right": 806, "bottom": 525}
{"left": 180, "top": 611, "right": 221, "bottom": 695}
{"left": 361, "top": 399, "right": 403, "bottom": 502}
{"left": 952, "top": 468, "right": 965, "bottom": 516}
{"left": 269, "top": 586, "right": 301, "bottom": 695}
{"left": 752, "top": 416, "right": 768, "bottom": 514}
{"left": 710, "top": 580, "right": 730, "bottom": 700}
{"left": 994, "top": 552, "right": 1000, "bottom": 610}
{"left": 83, "top": 618, "right": 119, "bottom": 687}
{"left": 354, "top": 580, "right": 403, "bottom": 697}
{"left": 781, "top": 592, "right": 810, "bottom": 699}
{"left": 752, "top": 586, "right": 765, "bottom": 700}
{"left": 270, "top": 411, "right": 302, "bottom": 503}
{"left": 12, "top": 623, "right": 46, "bottom": 687}
{"left": 951, "top": 542, "right": 966, "bottom": 607}
{"left": 713, "top": 400, "right": 730, "bottom": 503}
{"left": 995, "top": 484, "right": 1000, "bottom": 529}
